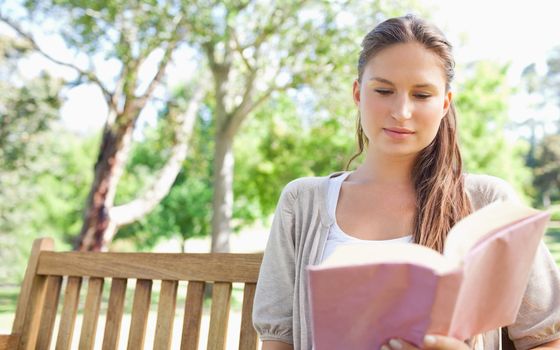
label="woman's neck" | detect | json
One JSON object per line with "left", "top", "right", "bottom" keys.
{"left": 350, "top": 152, "right": 416, "bottom": 188}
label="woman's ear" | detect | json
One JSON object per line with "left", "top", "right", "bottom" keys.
{"left": 353, "top": 79, "right": 361, "bottom": 107}
{"left": 443, "top": 90, "right": 452, "bottom": 117}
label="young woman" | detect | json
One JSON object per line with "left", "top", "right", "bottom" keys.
{"left": 253, "top": 15, "right": 560, "bottom": 350}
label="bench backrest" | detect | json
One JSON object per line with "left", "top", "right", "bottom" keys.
{"left": 9, "top": 237, "right": 263, "bottom": 350}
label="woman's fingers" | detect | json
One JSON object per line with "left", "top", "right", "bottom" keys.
{"left": 423, "top": 334, "right": 470, "bottom": 349}
{"left": 380, "top": 335, "right": 470, "bottom": 350}
{"left": 381, "top": 338, "right": 420, "bottom": 350}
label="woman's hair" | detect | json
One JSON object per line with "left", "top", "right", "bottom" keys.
{"left": 346, "top": 14, "right": 473, "bottom": 253}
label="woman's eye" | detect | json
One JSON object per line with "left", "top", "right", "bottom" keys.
{"left": 375, "top": 89, "right": 392, "bottom": 95}
{"left": 414, "top": 93, "right": 431, "bottom": 99}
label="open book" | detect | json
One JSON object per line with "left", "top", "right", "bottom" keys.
{"left": 307, "top": 201, "right": 551, "bottom": 350}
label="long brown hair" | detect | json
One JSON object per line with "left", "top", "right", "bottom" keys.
{"left": 346, "top": 14, "right": 472, "bottom": 253}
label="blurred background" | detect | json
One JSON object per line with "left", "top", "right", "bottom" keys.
{"left": 0, "top": 0, "right": 559, "bottom": 346}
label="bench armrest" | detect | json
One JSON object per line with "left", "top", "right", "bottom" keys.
{"left": 0, "top": 334, "right": 19, "bottom": 350}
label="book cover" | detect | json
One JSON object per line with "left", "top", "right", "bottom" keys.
{"left": 307, "top": 201, "right": 551, "bottom": 350}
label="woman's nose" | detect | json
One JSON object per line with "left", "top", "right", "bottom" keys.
{"left": 391, "top": 94, "right": 412, "bottom": 121}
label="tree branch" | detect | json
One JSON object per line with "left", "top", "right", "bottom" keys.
{"left": 227, "top": 67, "right": 257, "bottom": 129}
{"left": 134, "top": 15, "right": 185, "bottom": 111}
{"left": 109, "top": 85, "right": 206, "bottom": 229}
{"left": 0, "top": 13, "right": 113, "bottom": 104}
{"left": 246, "top": 0, "right": 308, "bottom": 51}
{"left": 230, "top": 26, "right": 253, "bottom": 72}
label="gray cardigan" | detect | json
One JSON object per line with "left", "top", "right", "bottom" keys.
{"left": 253, "top": 171, "right": 560, "bottom": 350}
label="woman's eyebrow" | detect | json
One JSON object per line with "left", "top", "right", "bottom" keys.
{"left": 367, "top": 77, "right": 437, "bottom": 89}
{"left": 368, "top": 77, "right": 394, "bottom": 85}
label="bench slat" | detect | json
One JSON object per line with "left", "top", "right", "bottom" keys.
{"left": 207, "top": 282, "right": 232, "bottom": 350}
{"left": 153, "top": 280, "right": 178, "bottom": 350}
{"left": 181, "top": 281, "right": 205, "bottom": 350}
{"left": 127, "top": 279, "right": 152, "bottom": 350}
{"left": 101, "top": 278, "right": 127, "bottom": 350}
{"left": 38, "top": 252, "right": 262, "bottom": 282}
{"left": 36, "top": 275, "right": 62, "bottom": 350}
{"left": 239, "top": 283, "right": 258, "bottom": 350}
{"left": 79, "top": 277, "right": 104, "bottom": 350}
{"left": 0, "top": 334, "right": 20, "bottom": 350}
{"left": 55, "top": 276, "right": 82, "bottom": 350}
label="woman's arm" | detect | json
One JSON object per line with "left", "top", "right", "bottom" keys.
{"left": 532, "top": 338, "right": 560, "bottom": 349}
{"left": 253, "top": 182, "right": 299, "bottom": 346}
{"left": 262, "top": 340, "right": 294, "bottom": 350}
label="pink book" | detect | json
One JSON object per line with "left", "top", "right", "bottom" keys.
{"left": 307, "top": 201, "right": 551, "bottom": 350}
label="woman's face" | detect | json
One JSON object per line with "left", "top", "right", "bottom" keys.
{"left": 353, "top": 42, "right": 452, "bottom": 159}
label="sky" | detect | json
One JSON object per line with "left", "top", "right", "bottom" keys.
{"left": 3, "top": 0, "right": 560, "bottom": 136}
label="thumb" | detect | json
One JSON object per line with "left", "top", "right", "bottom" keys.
{"left": 423, "top": 335, "right": 468, "bottom": 350}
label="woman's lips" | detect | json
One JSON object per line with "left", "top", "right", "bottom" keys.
{"left": 383, "top": 128, "right": 415, "bottom": 139}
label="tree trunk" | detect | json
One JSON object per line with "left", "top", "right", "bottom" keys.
{"left": 74, "top": 118, "right": 135, "bottom": 251}
{"left": 211, "top": 128, "right": 234, "bottom": 252}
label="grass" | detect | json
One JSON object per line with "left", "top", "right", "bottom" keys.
{"left": 0, "top": 285, "right": 19, "bottom": 314}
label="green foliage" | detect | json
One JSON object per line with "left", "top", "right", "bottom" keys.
{"left": 544, "top": 46, "right": 560, "bottom": 108}
{"left": 115, "top": 109, "right": 214, "bottom": 251}
{"left": 234, "top": 92, "right": 355, "bottom": 221}
{"left": 455, "top": 61, "right": 533, "bottom": 197}
{"left": 0, "top": 35, "right": 83, "bottom": 283}
{"left": 23, "top": 0, "right": 186, "bottom": 59}
{"left": 0, "top": 34, "right": 62, "bottom": 170}
{"left": 0, "top": 130, "right": 97, "bottom": 283}
{"left": 533, "top": 134, "right": 560, "bottom": 205}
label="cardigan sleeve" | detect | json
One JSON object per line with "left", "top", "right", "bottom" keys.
{"left": 252, "top": 181, "right": 298, "bottom": 344}
{"left": 507, "top": 242, "right": 560, "bottom": 349}
{"left": 466, "top": 174, "right": 560, "bottom": 348}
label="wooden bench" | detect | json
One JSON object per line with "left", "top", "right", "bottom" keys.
{"left": 0, "top": 237, "right": 263, "bottom": 350}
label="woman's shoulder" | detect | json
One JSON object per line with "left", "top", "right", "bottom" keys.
{"left": 281, "top": 171, "right": 346, "bottom": 198}
{"left": 463, "top": 173, "right": 521, "bottom": 210}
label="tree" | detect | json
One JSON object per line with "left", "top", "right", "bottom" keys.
{"left": 186, "top": 0, "right": 425, "bottom": 252}
{"left": 0, "top": 35, "right": 61, "bottom": 170}
{"left": 533, "top": 134, "right": 560, "bottom": 207}
{"left": 0, "top": 35, "right": 68, "bottom": 282}
{"left": 543, "top": 46, "right": 560, "bottom": 131}
{"left": 455, "top": 61, "right": 532, "bottom": 195}
{"left": 519, "top": 47, "right": 560, "bottom": 205}
{"left": 1, "top": 0, "right": 427, "bottom": 253}
{"left": 1, "top": 2, "right": 205, "bottom": 251}
{"left": 115, "top": 98, "right": 214, "bottom": 251}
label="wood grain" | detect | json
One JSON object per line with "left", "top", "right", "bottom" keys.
{"left": 101, "top": 278, "right": 127, "bottom": 350}
{"left": 55, "top": 276, "right": 82, "bottom": 350}
{"left": 207, "top": 282, "right": 232, "bottom": 350}
{"left": 0, "top": 334, "right": 20, "bottom": 350}
{"left": 127, "top": 279, "right": 152, "bottom": 350}
{"left": 38, "top": 252, "right": 262, "bottom": 282}
{"left": 153, "top": 280, "right": 178, "bottom": 350}
{"left": 180, "top": 281, "right": 205, "bottom": 350}
{"left": 13, "top": 238, "right": 53, "bottom": 334}
{"left": 79, "top": 277, "right": 104, "bottom": 350}
{"left": 239, "top": 283, "right": 258, "bottom": 350}
{"left": 9, "top": 237, "right": 264, "bottom": 350}
{"left": 36, "top": 275, "right": 62, "bottom": 350}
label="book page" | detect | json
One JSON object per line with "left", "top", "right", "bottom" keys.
{"left": 319, "top": 242, "right": 454, "bottom": 274}
{"left": 443, "top": 200, "right": 540, "bottom": 264}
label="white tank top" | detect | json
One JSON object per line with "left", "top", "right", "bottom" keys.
{"left": 321, "top": 171, "right": 413, "bottom": 262}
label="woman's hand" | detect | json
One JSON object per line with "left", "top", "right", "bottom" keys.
{"left": 380, "top": 334, "right": 470, "bottom": 350}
